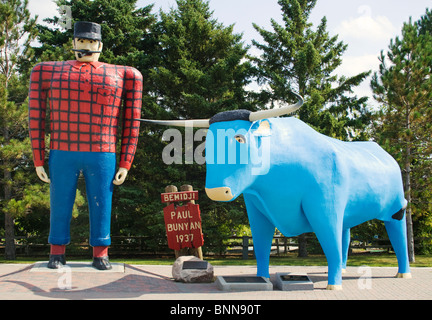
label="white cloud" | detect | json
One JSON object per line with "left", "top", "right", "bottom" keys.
{"left": 335, "top": 5, "right": 396, "bottom": 42}
{"left": 338, "top": 54, "right": 380, "bottom": 77}
{"left": 336, "top": 54, "right": 382, "bottom": 106}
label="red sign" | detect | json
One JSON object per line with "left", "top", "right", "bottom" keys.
{"left": 161, "top": 191, "right": 199, "bottom": 203}
{"left": 163, "top": 202, "right": 204, "bottom": 250}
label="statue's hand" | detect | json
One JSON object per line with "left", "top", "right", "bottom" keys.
{"left": 36, "top": 166, "right": 50, "bottom": 184}
{"left": 113, "top": 167, "right": 128, "bottom": 186}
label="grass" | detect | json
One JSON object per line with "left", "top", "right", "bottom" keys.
{"left": 207, "top": 253, "right": 432, "bottom": 268}
{"left": 1, "top": 252, "right": 432, "bottom": 267}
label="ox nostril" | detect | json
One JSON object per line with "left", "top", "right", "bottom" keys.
{"left": 205, "top": 187, "right": 234, "bottom": 202}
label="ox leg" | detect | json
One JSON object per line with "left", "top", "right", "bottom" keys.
{"left": 342, "top": 228, "right": 350, "bottom": 272}
{"left": 309, "top": 214, "right": 344, "bottom": 290}
{"left": 245, "top": 198, "right": 274, "bottom": 278}
{"left": 316, "top": 229, "right": 343, "bottom": 290}
{"left": 384, "top": 216, "right": 411, "bottom": 278}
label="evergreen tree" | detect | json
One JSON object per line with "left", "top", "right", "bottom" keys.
{"left": 415, "top": 7, "right": 432, "bottom": 254}
{"left": 151, "top": 0, "right": 253, "bottom": 119}
{"left": 0, "top": 0, "right": 40, "bottom": 259}
{"left": 371, "top": 13, "right": 432, "bottom": 259}
{"left": 147, "top": 0, "right": 254, "bottom": 248}
{"left": 251, "top": 0, "right": 372, "bottom": 256}
{"left": 251, "top": 0, "right": 371, "bottom": 141}
{"left": 34, "top": 0, "right": 156, "bottom": 64}
{"left": 418, "top": 8, "right": 432, "bottom": 34}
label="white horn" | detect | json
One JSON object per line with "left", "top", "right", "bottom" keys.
{"left": 137, "top": 119, "right": 210, "bottom": 128}
{"left": 249, "top": 92, "right": 304, "bottom": 122}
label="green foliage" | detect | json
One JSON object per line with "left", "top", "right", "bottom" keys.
{"left": 250, "top": 0, "right": 375, "bottom": 255}
{"left": 251, "top": 0, "right": 371, "bottom": 141}
{"left": 0, "top": 0, "right": 37, "bottom": 81}
{"left": 151, "top": 0, "right": 253, "bottom": 118}
{"left": 34, "top": 0, "right": 156, "bottom": 66}
{"left": 371, "top": 11, "right": 432, "bottom": 254}
{"left": 0, "top": 0, "right": 42, "bottom": 259}
{"left": 142, "top": 0, "right": 253, "bottom": 248}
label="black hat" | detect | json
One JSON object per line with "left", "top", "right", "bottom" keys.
{"left": 74, "top": 21, "right": 102, "bottom": 41}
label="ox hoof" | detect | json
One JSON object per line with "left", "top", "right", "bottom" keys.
{"left": 396, "top": 273, "right": 412, "bottom": 279}
{"left": 326, "top": 284, "right": 343, "bottom": 291}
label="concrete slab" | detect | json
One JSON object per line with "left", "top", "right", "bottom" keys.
{"left": 1, "top": 264, "right": 431, "bottom": 300}
{"left": 275, "top": 272, "right": 314, "bottom": 291}
{"left": 215, "top": 275, "right": 273, "bottom": 291}
{"left": 30, "top": 261, "right": 125, "bottom": 273}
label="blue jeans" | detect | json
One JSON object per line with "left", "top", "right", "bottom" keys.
{"left": 48, "top": 150, "right": 116, "bottom": 247}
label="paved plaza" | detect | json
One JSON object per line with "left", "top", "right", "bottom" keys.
{"left": 0, "top": 262, "right": 431, "bottom": 300}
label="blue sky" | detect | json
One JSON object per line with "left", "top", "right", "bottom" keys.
{"left": 29, "top": 0, "right": 431, "bottom": 102}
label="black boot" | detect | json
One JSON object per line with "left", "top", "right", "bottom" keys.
{"left": 92, "top": 256, "right": 112, "bottom": 270}
{"left": 47, "top": 254, "right": 66, "bottom": 269}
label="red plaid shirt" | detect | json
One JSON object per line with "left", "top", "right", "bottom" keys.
{"left": 28, "top": 60, "right": 143, "bottom": 170}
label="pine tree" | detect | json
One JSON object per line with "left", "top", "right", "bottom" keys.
{"left": 151, "top": 0, "right": 253, "bottom": 119}
{"left": 371, "top": 14, "right": 432, "bottom": 259}
{"left": 415, "top": 8, "right": 432, "bottom": 254}
{"left": 0, "top": 0, "right": 39, "bottom": 259}
{"left": 148, "top": 0, "right": 253, "bottom": 247}
{"left": 33, "top": 0, "right": 157, "bottom": 69}
{"left": 251, "top": 0, "right": 372, "bottom": 256}
{"left": 252, "top": 0, "right": 371, "bottom": 141}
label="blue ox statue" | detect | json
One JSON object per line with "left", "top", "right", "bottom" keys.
{"left": 140, "top": 93, "right": 411, "bottom": 290}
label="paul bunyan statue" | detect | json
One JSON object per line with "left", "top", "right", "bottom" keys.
{"left": 28, "top": 21, "right": 143, "bottom": 270}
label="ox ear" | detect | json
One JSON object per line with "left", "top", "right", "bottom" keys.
{"left": 251, "top": 120, "right": 272, "bottom": 136}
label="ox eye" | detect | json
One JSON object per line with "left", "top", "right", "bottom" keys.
{"left": 235, "top": 134, "right": 246, "bottom": 144}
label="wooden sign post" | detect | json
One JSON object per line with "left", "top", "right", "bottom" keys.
{"left": 162, "top": 185, "right": 204, "bottom": 259}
